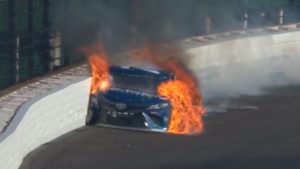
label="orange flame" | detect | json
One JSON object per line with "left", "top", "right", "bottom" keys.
{"left": 158, "top": 80, "right": 204, "bottom": 134}
{"left": 131, "top": 46, "right": 205, "bottom": 134}
{"left": 82, "top": 44, "right": 112, "bottom": 94}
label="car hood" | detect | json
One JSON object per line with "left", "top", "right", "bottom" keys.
{"left": 98, "top": 87, "right": 168, "bottom": 108}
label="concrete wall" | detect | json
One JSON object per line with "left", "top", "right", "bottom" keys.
{"left": 0, "top": 78, "right": 91, "bottom": 169}
{"left": 187, "top": 31, "right": 300, "bottom": 70}
{"left": 186, "top": 31, "right": 300, "bottom": 100}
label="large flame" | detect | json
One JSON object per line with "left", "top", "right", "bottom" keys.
{"left": 82, "top": 44, "right": 111, "bottom": 94}
{"left": 131, "top": 46, "right": 205, "bottom": 134}
{"left": 83, "top": 43, "right": 205, "bottom": 135}
{"left": 158, "top": 80, "right": 204, "bottom": 134}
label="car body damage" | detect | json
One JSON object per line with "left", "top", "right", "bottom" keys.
{"left": 86, "top": 66, "right": 175, "bottom": 132}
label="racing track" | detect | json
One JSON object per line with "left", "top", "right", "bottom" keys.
{"left": 19, "top": 84, "right": 300, "bottom": 169}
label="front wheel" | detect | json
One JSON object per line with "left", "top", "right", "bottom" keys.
{"left": 86, "top": 109, "right": 101, "bottom": 125}
{"left": 131, "top": 115, "right": 147, "bottom": 128}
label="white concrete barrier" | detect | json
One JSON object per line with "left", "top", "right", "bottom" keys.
{"left": 0, "top": 78, "right": 91, "bottom": 169}
{"left": 187, "top": 31, "right": 300, "bottom": 70}
{"left": 186, "top": 31, "right": 300, "bottom": 99}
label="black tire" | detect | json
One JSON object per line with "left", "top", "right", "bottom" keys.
{"left": 86, "top": 109, "right": 101, "bottom": 125}
{"left": 131, "top": 115, "right": 147, "bottom": 128}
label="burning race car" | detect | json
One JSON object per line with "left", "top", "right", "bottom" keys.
{"left": 86, "top": 66, "right": 175, "bottom": 132}
{"left": 83, "top": 44, "right": 205, "bottom": 134}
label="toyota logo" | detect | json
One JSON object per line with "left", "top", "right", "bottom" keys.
{"left": 116, "top": 103, "right": 126, "bottom": 110}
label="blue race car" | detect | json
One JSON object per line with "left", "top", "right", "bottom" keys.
{"left": 86, "top": 66, "right": 175, "bottom": 132}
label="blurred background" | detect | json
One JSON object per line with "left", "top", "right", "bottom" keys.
{"left": 0, "top": 0, "right": 299, "bottom": 90}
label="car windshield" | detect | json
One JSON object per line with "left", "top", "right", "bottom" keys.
{"left": 112, "top": 74, "right": 167, "bottom": 94}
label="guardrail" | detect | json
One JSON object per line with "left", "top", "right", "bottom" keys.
{"left": 186, "top": 25, "right": 300, "bottom": 69}
{"left": 190, "top": 30, "right": 300, "bottom": 99}
{"left": 0, "top": 78, "right": 90, "bottom": 169}
{"left": 0, "top": 64, "right": 89, "bottom": 134}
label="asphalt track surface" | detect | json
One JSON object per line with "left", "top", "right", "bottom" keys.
{"left": 19, "top": 85, "right": 300, "bottom": 169}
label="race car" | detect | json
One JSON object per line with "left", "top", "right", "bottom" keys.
{"left": 86, "top": 66, "right": 175, "bottom": 132}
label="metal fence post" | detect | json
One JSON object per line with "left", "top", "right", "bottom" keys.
{"left": 205, "top": 16, "right": 211, "bottom": 34}
{"left": 279, "top": 8, "right": 284, "bottom": 25}
{"left": 243, "top": 13, "right": 248, "bottom": 29}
